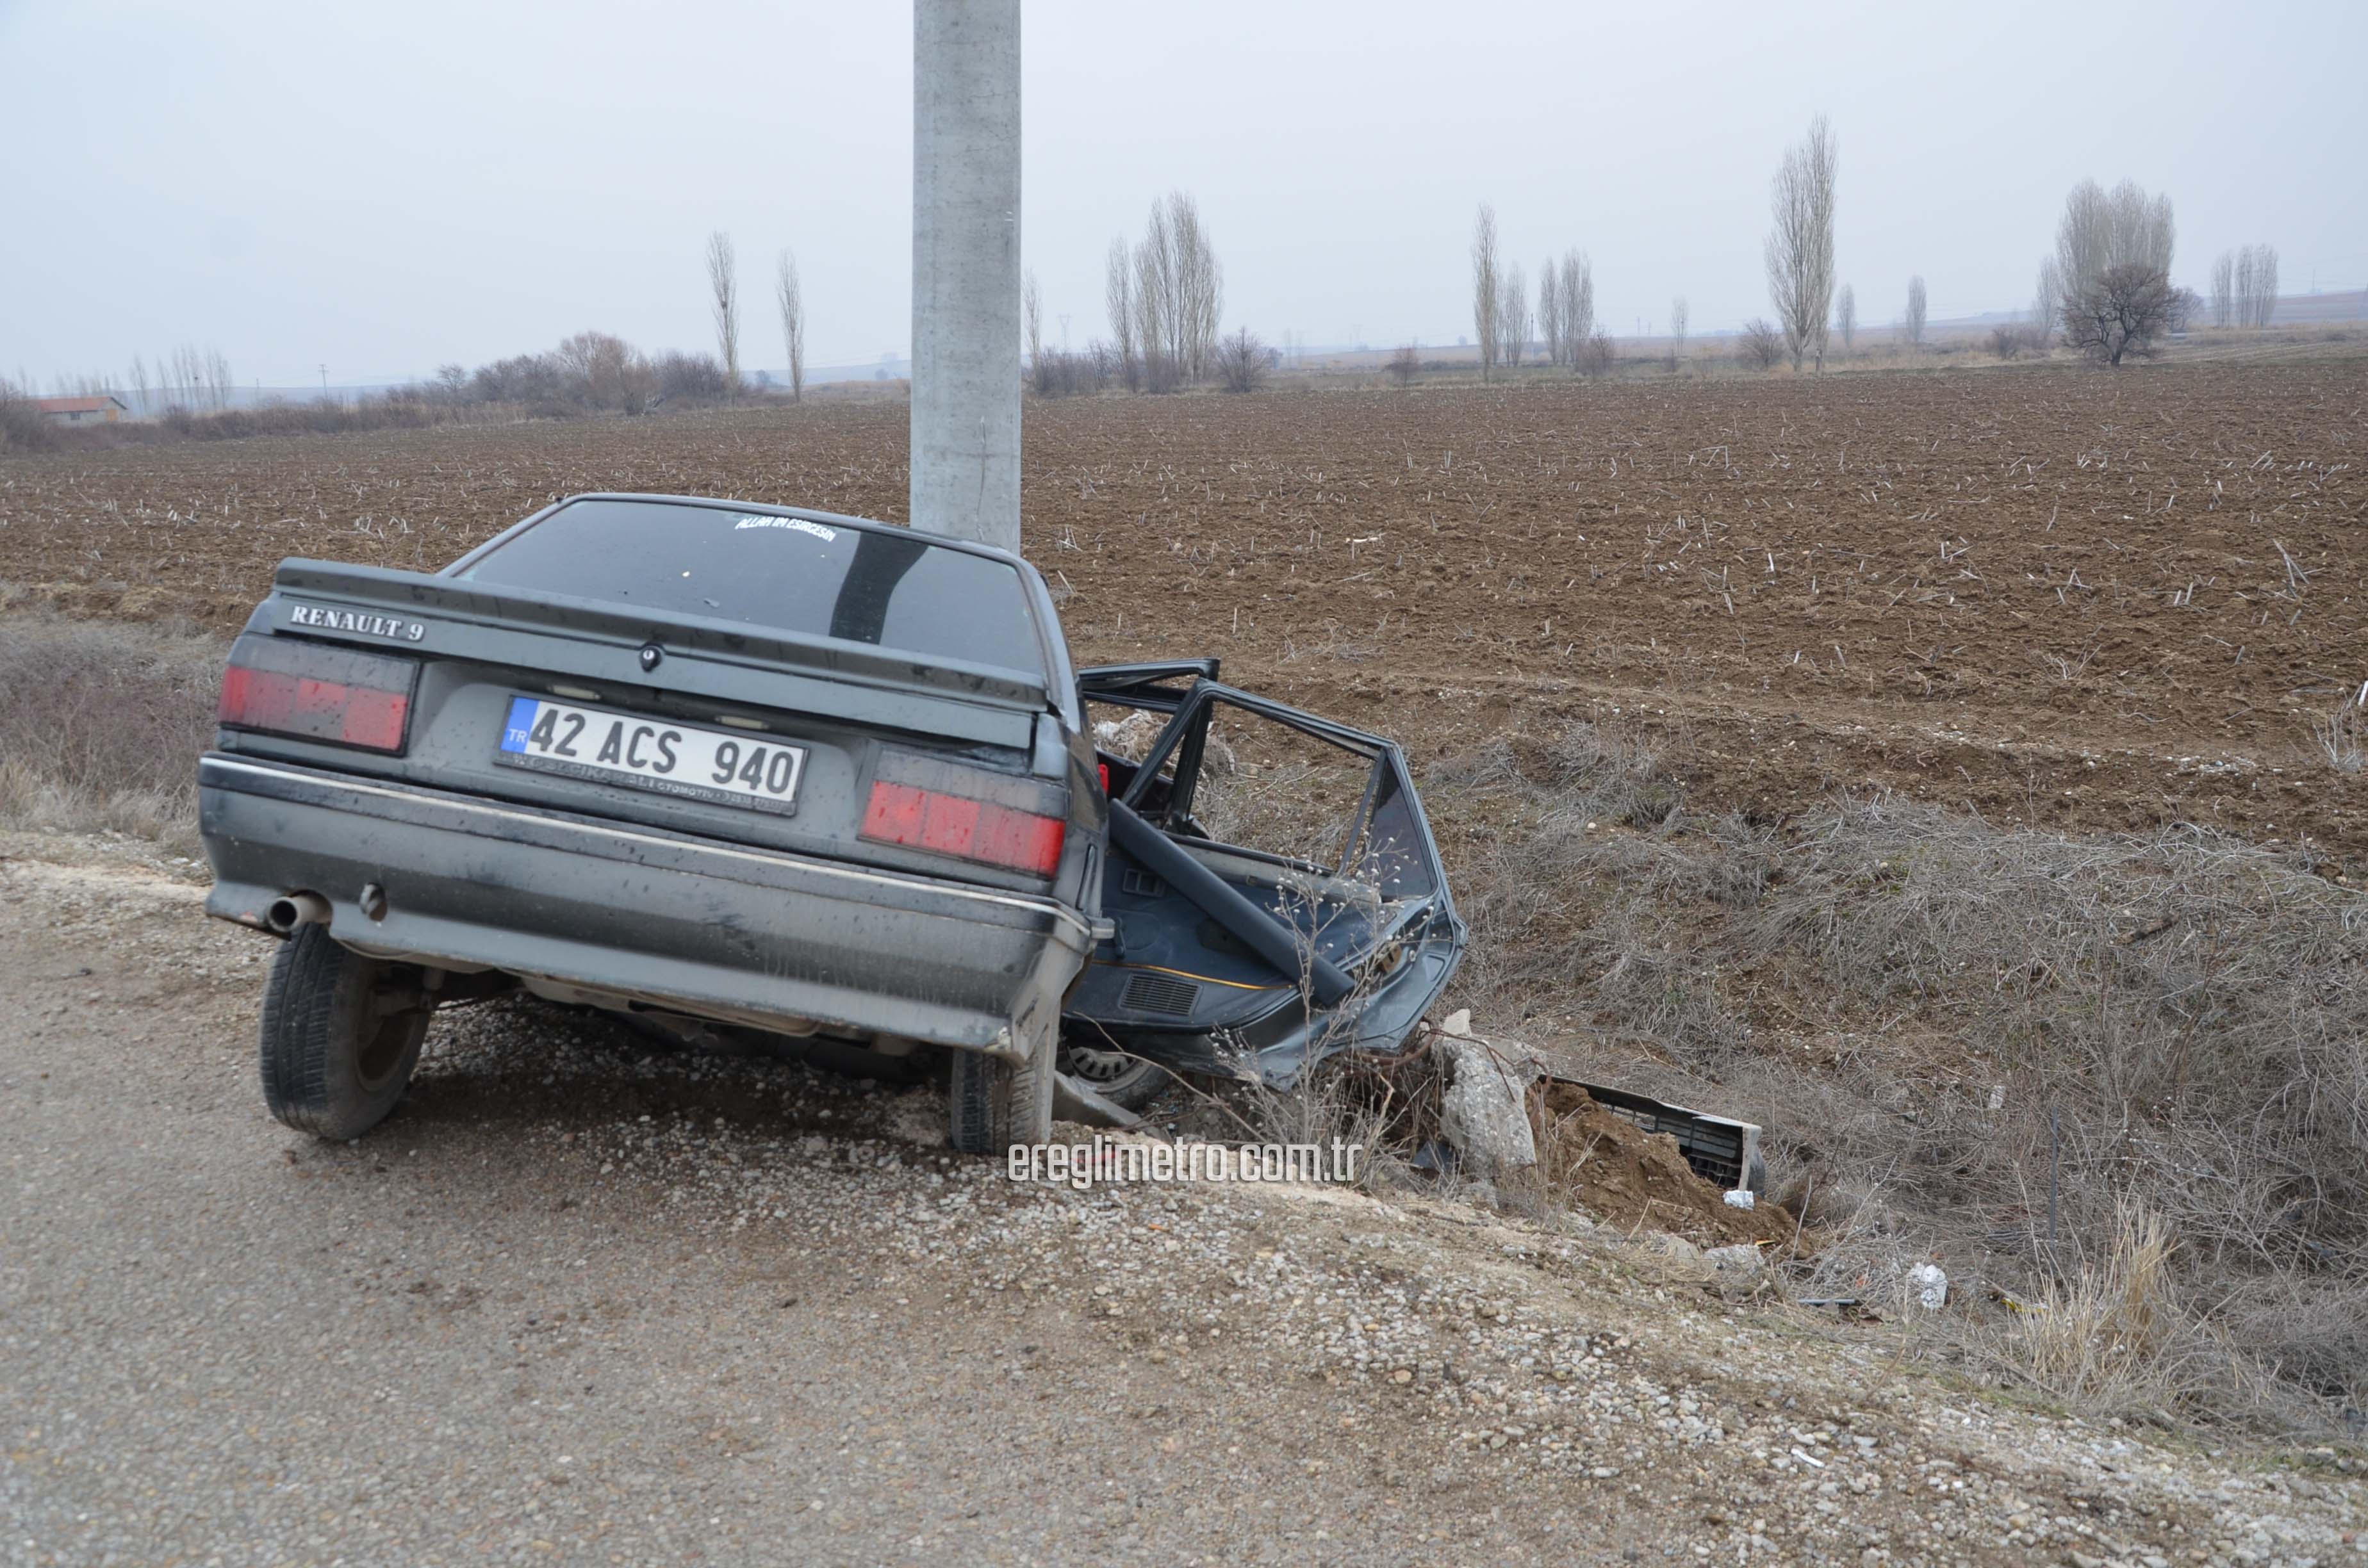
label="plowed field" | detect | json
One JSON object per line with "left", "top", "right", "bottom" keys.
{"left": 6, "top": 360, "right": 2364, "bottom": 854}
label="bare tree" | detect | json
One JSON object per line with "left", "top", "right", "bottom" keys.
{"left": 2051, "top": 179, "right": 2175, "bottom": 312}
{"left": 1904, "top": 275, "right": 1928, "bottom": 348}
{"left": 202, "top": 348, "right": 233, "bottom": 411}
{"left": 1123, "top": 192, "right": 1221, "bottom": 388}
{"left": 1764, "top": 113, "right": 1838, "bottom": 372}
{"left": 126, "top": 355, "right": 152, "bottom": 418}
{"left": 705, "top": 231, "right": 741, "bottom": 396}
{"left": 1167, "top": 193, "right": 1222, "bottom": 382}
{"left": 1133, "top": 216, "right": 1174, "bottom": 393}
{"left": 1388, "top": 344, "right": 1421, "bottom": 388}
{"left": 2233, "top": 243, "right": 2280, "bottom": 328}
{"left": 1834, "top": 283, "right": 1855, "bottom": 353}
{"left": 2033, "top": 259, "right": 2064, "bottom": 343}
{"left": 1214, "top": 328, "right": 1269, "bottom": 393}
{"left": 1739, "top": 318, "right": 1785, "bottom": 371}
{"left": 1470, "top": 204, "right": 1501, "bottom": 383}
{"left": 1105, "top": 236, "right": 1137, "bottom": 390}
{"left": 1668, "top": 296, "right": 1688, "bottom": 372}
{"left": 1499, "top": 263, "right": 1529, "bottom": 368}
{"left": 2210, "top": 250, "right": 2236, "bottom": 329}
{"left": 554, "top": 331, "right": 655, "bottom": 412}
{"left": 165, "top": 345, "right": 199, "bottom": 410}
{"left": 774, "top": 249, "right": 805, "bottom": 402}
{"left": 1558, "top": 249, "right": 1593, "bottom": 371}
{"left": 1024, "top": 268, "right": 1043, "bottom": 372}
{"left": 1538, "top": 257, "right": 1563, "bottom": 366}
{"left": 2061, "top": 261, "right": 2189, "bottom": 365}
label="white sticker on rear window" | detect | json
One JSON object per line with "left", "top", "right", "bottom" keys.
{"left": 734, "top": 515, "right": 837, "bottom": 542}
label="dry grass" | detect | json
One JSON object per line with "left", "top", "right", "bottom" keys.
{"left": 1431, "top": 721, "right": 2368, "bottom": 1430}
{"left": 0, "top": 614, "right": 225, "bottom": 853}
{"left": 2309, "top": 701, "right": 2364, "bottom": 774}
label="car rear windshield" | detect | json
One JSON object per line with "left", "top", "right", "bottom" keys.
{"left": 457, "top": 498, "right": 1045, "bottom": 676}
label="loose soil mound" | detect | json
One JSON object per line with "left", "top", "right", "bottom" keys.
{"left": 1534, "top": 1080, "right": 1800, "bottom": 1250}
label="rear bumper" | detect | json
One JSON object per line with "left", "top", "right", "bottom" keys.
{"left": 198, "top": 755, "right": 1091, "bottom": 1059}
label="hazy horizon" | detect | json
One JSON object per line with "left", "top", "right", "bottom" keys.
{"left": 5, "top": 0, "right": 2364, "bottom": 388}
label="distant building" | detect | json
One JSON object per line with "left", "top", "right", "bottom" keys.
{"left": 35, "top": 395, "right": 129, "bottom": 425}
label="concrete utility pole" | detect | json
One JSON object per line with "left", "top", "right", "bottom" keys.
{"left": 909, "top": 0, "right": 1021, "bottom": 553}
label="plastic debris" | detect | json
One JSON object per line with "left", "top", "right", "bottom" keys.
{"left": 1908, "top": 1262, "right": 1949, "bottom": 1310}
{"left": 1723, "top": 1188, "right": 1757, "bottom": 1209}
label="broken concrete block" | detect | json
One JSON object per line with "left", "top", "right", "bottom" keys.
{"left": 1437, "top": 1032, "right": 1540, "bottom": 1175}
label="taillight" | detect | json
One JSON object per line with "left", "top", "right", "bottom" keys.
{"left": 217, "top": 633, "right": 418, "bottom": 754}
{"left": 860, "top": 753, "right": 1067, "bottom": 878}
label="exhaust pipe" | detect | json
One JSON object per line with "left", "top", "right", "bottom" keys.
{"left": 265, "top": 892, "right": 331, "bottom": 934}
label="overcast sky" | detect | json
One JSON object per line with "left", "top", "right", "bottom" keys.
{"left": 4, "top": 0, "right": 2364, "bottom": 387}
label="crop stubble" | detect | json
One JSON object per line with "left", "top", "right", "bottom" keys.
{"left": 3, "top": 361, "right": 2362, "bottom": 855}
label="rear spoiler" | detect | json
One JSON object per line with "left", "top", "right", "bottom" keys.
{"left": 268, "top": 559, "right": 1053, "bottom": 714}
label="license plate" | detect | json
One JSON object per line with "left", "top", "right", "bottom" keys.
{"left": 495, "top": 696, "right": 807, "bottom": 815}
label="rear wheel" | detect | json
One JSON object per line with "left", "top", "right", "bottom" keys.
{"left": 1058, "top": 1039, "right": 1172, "bottom": 1112}
{"left": 948, "top": 1025, "right": 1056, "bottom": 1155}
{"left": 259, "top": 924, "right": 432, "bottom": 1140}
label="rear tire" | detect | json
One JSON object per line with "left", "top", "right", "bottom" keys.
{"left": 259, "top": 924, "right": 431, "bottom": 1141}
{"left": 1058, "top": 1039, "right": 1172, "bottom": 1111}
{"left": 948, "top": 1025, "right": 1056, "bottom": 1155}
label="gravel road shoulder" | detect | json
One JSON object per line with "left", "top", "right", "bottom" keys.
{"left": 1, "top": 833, "right": 2359, "bottom": 1567}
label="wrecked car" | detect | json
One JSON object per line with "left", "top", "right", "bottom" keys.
{"left": 197, "top": 493, "right": 1462, "bottom": 1151}
{"left": 1060, "top": 660, "right": 1464, "bottom": 1108}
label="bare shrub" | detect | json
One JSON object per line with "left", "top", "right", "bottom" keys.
{"left": 654, "top": 351, "right": 730, "bottom": 404}
{"left": 1031, "top": 348, "right": 1107, "bottom": 398}
{"left": 1989, "top": 323, "right": 2047, "bottom": 361}
{"left": 1574, "top": 329, "right": 1615, "bottom": 379}
{"left": 1428, "top": 742, "right": 2368, "bottom": 1425}
{"left": 1214, "top": 329, "right": 1269, "bottom": 393}
{"left": 1738, "top": 318, "right": 1785, "bottom": 371}
{"left": 0, "top": 616, "right": 225, "bottom": 853}
{"left": 0, "top": 377, "right": 56, "bottom": 454}
{"left": 1387, "top": 345, "right": 1421, "bottom": 388}
{"left": 553, "top": 331, "right": 655, "bottom": 413}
